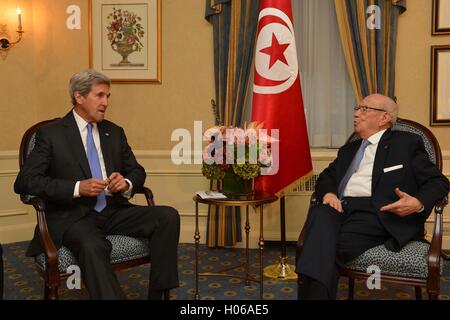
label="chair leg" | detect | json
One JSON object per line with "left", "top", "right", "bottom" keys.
{"left": 414, "top": 286, "right": 422, "bottom": 300}
{"left": 44, "top": 283, "right": 59, "bottom": 300}
{"left": 442, "top": 250, "right": 450, "bottom": 261}
{"left": 163, "top": 289, "right": 170, "bottom": 300}
{"left": 348, "top": 277, "right": 355, "bottom": 300}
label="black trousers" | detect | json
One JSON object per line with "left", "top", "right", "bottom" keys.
{"left": 62, "top": 204, "right": 180, "bottom": 300}
{"left": 296, "top": 197, "right": 391, "bottom": 299}
{"left": 0, "top": 243, "right": 3, "bottom": 300}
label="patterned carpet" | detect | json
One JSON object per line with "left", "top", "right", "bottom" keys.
{"left": 2, "top": 241, "right": 450, "bottom": 300}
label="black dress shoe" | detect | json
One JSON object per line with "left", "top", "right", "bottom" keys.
{"left": 148, "top": 289, "right": 164, "bottom": 300}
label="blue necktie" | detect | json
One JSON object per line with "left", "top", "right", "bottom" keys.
{"left": 86, "top": 123, "right": 107, "bottom": 212}
{"left": 337, "top": 139, "right": 371, "bottom": 199}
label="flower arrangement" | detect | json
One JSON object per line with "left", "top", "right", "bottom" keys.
{"left": 106, "top": 8, "right": 145, "bottom": 51}
{"left": 202, "top": 122, "right": 274, "bottom": 182}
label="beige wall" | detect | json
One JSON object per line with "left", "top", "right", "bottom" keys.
{"left": 396, "top": 0, "right": 450, "bottom": 151}
{"left": 1, "top": 0, "right": 37, "bottom": 151}
{"left": 2, "top": 0, "right": 445, "bottom": 153}
{"left": 0, "top": 0, "right": 215, "bottom": 151}
{"left": 396, "top": 3, "right": 450, "bottom": 250}
{"left": 0, "top": 0, "right": 449, "bottom": 248}
{"left": 0, "top": 0, "right": 215, "bottom": 243}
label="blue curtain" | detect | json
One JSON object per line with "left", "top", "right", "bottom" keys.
{"left": 204, "top": 0, "right": 259, "bottom": 247}
{"left": 334, "top": 0, "right": 406, "bottom": 100}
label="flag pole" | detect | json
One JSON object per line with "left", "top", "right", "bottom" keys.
{"left": 263, "top": 195, "right": 297, "bottom": 280}
{"left": 253, "top": 0, "right": 312, "bottom": 279}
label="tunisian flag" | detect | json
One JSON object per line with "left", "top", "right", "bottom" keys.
{"left": 251, "top": 0, "right": 312, "bottom": 195}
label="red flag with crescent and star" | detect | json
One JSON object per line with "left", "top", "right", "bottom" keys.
{"left": 251, "top": 0, "right": 312, "bottom": 195}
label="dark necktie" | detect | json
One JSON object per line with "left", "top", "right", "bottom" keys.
{"left": 337, "top": 139, "right": 371, "bottom": 198}
{"left": 86, "top": 123, "right": 107, "bottom": 212}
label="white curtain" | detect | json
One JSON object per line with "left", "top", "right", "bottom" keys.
{"left": 292, "top": 0, "right": 355, "bottom": 148}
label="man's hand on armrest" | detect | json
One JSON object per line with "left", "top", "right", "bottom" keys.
{"left": 322, "top": 192, "right": 344, "bottom": 213}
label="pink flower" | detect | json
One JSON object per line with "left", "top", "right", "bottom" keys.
{"left": 203, "top": 126, "right": 226, "bottom": 143}
{"left": 202, "top": 143, "right": 215, "bottom": 164}
{"left": 258, "top": 150, "right": 272, "bottom": 166}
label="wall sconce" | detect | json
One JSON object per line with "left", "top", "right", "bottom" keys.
{"left": 0, "top": 8, "right": 24, "bottom": 58}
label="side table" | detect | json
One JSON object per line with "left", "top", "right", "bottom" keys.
{"left": 193, "top": 192, "right": 278, "bottom": 300}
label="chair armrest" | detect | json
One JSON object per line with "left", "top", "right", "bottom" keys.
{"left": 296, "top": 192, "right": 318, "bottom": 262}
{"left": 135, "top": 186, "right": 155, "bottom": 206}
{"left": 299, "top": 192, "right": 318, "bottom": 246}
{"left": 434, "top": 196, "right": 448, "bottom": 216}
{"left": 21, "top": 195, "right": 46, "bottom": 211}
{"left": 310, "top": 192, "right": 319, "bottom": 206}
{"left": 427, "top": 196, "right": 448, "bottom": 281}
{"left": 21, "top": 195, "right": 59, "bottom": 277}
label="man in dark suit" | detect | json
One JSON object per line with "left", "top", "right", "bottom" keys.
{"left": 296, "top": 94, "right": 450, "bottom": 299}
{"left": 14, "top": 69, "right": 180, "bottom": 300}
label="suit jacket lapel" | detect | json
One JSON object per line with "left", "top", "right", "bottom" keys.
{"left": 98, "top": 122, "right": 114, "bottom": 177}
{"left": 62, "top": 111, "right": 91, "bottom": 178}
{"left": 372, "top": 129, "right": 393, "bottom": 193}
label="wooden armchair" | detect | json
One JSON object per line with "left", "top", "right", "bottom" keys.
{"left": 296, "top": 118, "right": 448, "bottom": 300}
{"left": 19, "top": 118, "right": 169, "bottom": 300}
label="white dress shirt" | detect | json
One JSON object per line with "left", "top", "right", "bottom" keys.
{"left": 342, "top": 129, "right": 387, "bottom": 197}
{"left": 72, "top": 110, "right": 132, "bottom": 198}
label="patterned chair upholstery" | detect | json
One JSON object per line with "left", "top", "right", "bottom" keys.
{"left": 296, "top": 118, "right": 448, "bottom": 300}
{"left": 344, "top": 241, "right": 443, "bottom": 278}
{"left": 35, "top": 236, "right": 150, "bottom": 272}
{"left": 18, "top": 118, "right": 168, "bottom": 300}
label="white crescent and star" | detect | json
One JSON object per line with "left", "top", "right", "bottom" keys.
{"left": 253, "top": 8, "right": 299, "bottom": 95}
{"left": 259, "top": 33, "right": 290, "bottom": 69}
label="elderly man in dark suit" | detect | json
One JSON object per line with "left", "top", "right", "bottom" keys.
{"left": 296, "top": 94, "right": 450, "bottom": 299}
{"left": 14, "top": 69, "right": 180, "bottom": 300}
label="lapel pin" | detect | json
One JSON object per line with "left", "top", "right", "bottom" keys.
{"left": 105, "top": 133, "right": 110, "bottom": 136}
{"left": 384, "top": 145, "right": 388, "bottom": 149}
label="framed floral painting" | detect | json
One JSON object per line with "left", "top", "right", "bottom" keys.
{"left": 89, "top": 0, "right": 161, "bottom": 83}
{"left": 430, "top": 45, "right": 450, "bottom": 125}
{"left": 432, "top": 0, "right": 450, "bottom": 35}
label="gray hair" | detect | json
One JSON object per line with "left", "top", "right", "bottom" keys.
{"left": 383, "top": 97, "right": 398, "bottom": 126}
{"left": 388, "top": 107, "right": 398, "bottom": 126}
{"left": 368, "top": 93, "right": 398, "bottom": 126}
{"left": 69, "top": 69, "right": 111, "bottom": 106}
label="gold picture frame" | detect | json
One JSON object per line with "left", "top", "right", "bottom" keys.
{"left": 432, "top": 0, "right": 450, "bottom": 35}
{"left": 89, "top": 0, "right": 161, "bottom": 83}
{"left": 430, "top": 45, "right": 450, "bottom": 125}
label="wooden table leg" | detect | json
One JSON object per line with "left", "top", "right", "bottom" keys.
{"left": 259, "top": 205, "right": 264, "bottom": 300}
{"left": 245, "top": 205, "right": 250, "bottom": 285}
